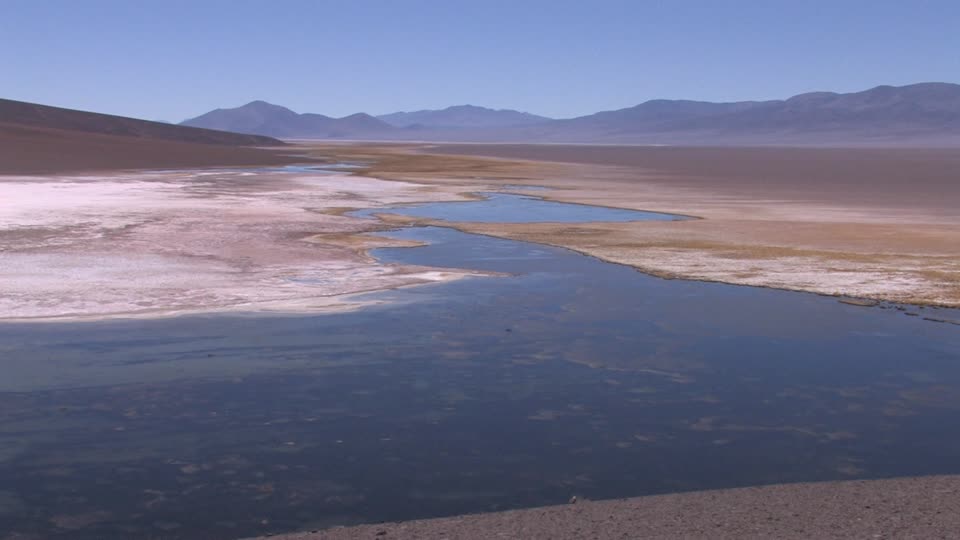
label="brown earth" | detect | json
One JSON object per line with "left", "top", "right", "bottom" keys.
{"left": 260, "top": 475, "right": 960, "bottom": 540}
{"left": 428, "top": 144, "right": 960, "bottom": 214}
{"left": 0, "top": 97, "right": 283, "bottom": 146}
{"left": 0, "top": 122, "right": 304, "bottom": 174}
{"left": 0, "top": 98, "right": 304, "bottom": 174}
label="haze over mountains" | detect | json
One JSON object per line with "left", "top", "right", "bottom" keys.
{"left": 378, "top": 105, "right": 551, "bottom": 128}
{"left": 181, "top": 100, "right": 392, "bottom": 139}
{"left": 180, "top": 102, "right": 550, "bottom": 138}
{"left": 181, "top": 83, "right": 960, "bottom": 145}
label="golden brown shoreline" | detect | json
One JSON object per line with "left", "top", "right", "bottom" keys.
{"left": 299, "top": 142, "right": 960, "bottom": 307}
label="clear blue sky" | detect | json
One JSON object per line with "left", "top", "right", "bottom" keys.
{"left": 2, "top": 0, "right": 958, "bottom": 121}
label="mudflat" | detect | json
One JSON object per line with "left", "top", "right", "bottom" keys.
{"left": 429, "top": 144, "right": 960, "bottom": 214}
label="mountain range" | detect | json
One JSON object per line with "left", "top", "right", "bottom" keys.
{"left": 180, "top": 83, "right": 960, "bottom": 145}
{"left": 181, "top": 101, "right": 394, "bottom": 139}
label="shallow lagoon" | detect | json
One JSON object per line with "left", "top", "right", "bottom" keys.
{"left": 0, "top": 205, "right": 958, "bottom": 538}
{"left": 352, "top": 192, "right": 685, "bottom": 223}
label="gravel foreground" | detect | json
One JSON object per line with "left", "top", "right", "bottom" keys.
{"left": 257, "top": 475, "right": 960, "bottom": 539}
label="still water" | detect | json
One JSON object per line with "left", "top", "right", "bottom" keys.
{"left": 351, "top": 192, "right": 686, "bottom": 222}
{"left": 0, "top": 200, "right": 958, "bottom": 538}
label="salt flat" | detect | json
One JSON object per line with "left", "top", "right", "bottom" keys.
{"left": 0, "top": 168, "right": 480, "bottom": 321}
{"left": 8, "top": 143, "right": 953, "bottom": 320}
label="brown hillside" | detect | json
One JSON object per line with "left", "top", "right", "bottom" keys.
{"left": 0, "top": 98, "right": 284, "bottom": 146}
{"left": 0, "top": 121, "right": 298, "bottom": 174}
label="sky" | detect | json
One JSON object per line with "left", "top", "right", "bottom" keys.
{"left": 2, "top": 0, "right": 958, "bottom": 121}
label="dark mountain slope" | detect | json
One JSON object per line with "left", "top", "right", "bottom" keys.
{"left": 0, "top": 98, "right": 283, "bottom": 146}
{"left": 0, "top": 121, "right": 297, "bottom": 174}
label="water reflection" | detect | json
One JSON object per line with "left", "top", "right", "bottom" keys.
{"left": 352, "top": 192, "right": 685, "bottom": 223}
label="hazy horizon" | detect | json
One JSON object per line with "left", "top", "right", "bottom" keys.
{"left": 190, "top": 80, "right": 959, "bottom": 122}
{"left": 3, "top": 0, "right": 959, "bottom": 121}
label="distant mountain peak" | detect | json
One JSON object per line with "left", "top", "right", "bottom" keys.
{"left": 235, "top": 100, "right": 297, "bottom": 114}
{"left": 181, "top": 102, "right": 394, "bottom": 138}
